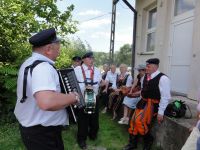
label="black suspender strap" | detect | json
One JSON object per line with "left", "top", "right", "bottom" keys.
{"left": 20, "top": 60, "right": 47, "bottom": 103}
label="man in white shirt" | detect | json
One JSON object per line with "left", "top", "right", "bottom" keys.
{"left": 104, "top": 64, "right": 118, "bottom": 90}
{"left": 14, "top": 28, "right": 79, "bottom": 150}
{"left": 71, "top": 56, "right": 82, "bottom": 68}
{"left": 74, "top": 51, "right": 102, "bottom": 149}
{"left": 123, "top": 58, "right": 171, "bottom": 150}
{"left": 100, "top": 64, "right": 118, "bottom": 113}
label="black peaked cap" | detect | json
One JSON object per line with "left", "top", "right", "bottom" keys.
{"left": 72, "top": 56, "right": 81, "bottom": 61}
{"left": 29, "top": 28, "right": 60, "bottom": 47}
{"left": 82, "top": 51, "right": 93, "bottom": 59}
{"left": 146, "top": 58, "right": 160, "bottom": 65}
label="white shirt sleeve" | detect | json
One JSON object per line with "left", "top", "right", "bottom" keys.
{"left": 158, "top": 75, "right": 171, "bottom": 115}
{"left": 74, "top": 66, "right": 85, "bottom": 96}
{"left": 93, "top": 68, "right": 102, "bottom": 94}
{"left": 31, "top": 63, "right": 58, "bottom": 95}
{"left": 96, "top": 68, "right": 102, "bottom": 84}
{"left": 126, "top": 75, "right": 133, "bottom": 87}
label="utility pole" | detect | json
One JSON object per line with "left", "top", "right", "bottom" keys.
{"left": 109, "top": 0, "right": 119, "bottom": 64}
{"left": 109, "top": 0, "right": 137, "bottom": 76}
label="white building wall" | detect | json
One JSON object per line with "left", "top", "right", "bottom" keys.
{"left": 135, "top": 0, "right": 171, "bottom": 74}
{"left": 135, "top": 0, "right": 200, "bottom": 100}
{"left": 188, "top": 0, "right": 200, "bottom": 100}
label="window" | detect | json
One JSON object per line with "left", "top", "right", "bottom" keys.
{"left": 146, "top": 7, "right": 157, "bottom": 52}
{"left": 174, "top": 0, "right": 195, "bottom": 16}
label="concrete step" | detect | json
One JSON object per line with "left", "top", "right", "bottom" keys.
{"left": 152, "top": 96, "right": 198, "bottom": 150}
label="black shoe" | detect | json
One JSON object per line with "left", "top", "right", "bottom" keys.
{"left": 143, "top": 133, "right": 153, "bottom": 150}
{"left": 122, "top": 143, "right": 137, "bottom": 150}
{"left": 143, "top": 140, "right": 153, "bottom": 150}
{"left": 143, "top": 145, "right": 152, "bottom": 150}
{"left": 89, "top": 135, "right": 97, "bottom": 140}
{"left": 78, "top": 141, "right": 87, "bottom": 149}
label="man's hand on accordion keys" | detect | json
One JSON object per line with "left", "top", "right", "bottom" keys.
{"left": 71, "top": 92, "right": 80, "bottom": 104}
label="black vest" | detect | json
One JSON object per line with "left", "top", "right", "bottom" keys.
{"left": 136, "top": 74, "right": 142, "bottom": 87}
{"left": 116, "top": 74, "right": 129, "bottom": 88}
{"left": 102, "top": 72, "right": 107, "bottom": 80}
{"left": 141, "top": 73, "right": 164, "bottom": 100}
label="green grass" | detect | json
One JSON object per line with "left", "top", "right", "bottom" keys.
{"left": 63, "top": 113, "right": 129, "bottom": 150}
{"left": 0, "top": 113, "right": 162, "bottom": 150}
{"left": 0, "top": 123, "right": 24, "bottom": 150}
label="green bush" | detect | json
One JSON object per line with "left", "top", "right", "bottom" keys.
{"left": 0, "top": 64, "right": 18, "bottom": 124}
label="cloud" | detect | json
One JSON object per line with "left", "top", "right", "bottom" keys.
{"left": 91, "top": 31, "right": 110, "bottom": 39}
{"left": 78, "top": 10, "right": 103, "bottom": 16}
{"left": 115, "top": 32, "right": 132, "bottom": 44}
{"left": 79, "top": 18, "right": 110, "bottom": 29}
{"left": 116, "top": 26, "right": 133, "bottom": 32}
{"left": 76, "top": 30, "right": 86, "bottom": 34}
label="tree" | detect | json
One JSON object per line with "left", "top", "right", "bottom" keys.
{"left": 114, "top": 44, "right": 132, "bottom": 66}
{"left": 0, "top": 0, "right": 78, "bottom": 123}
{"left": 0, "top": 0, "right": 77, "bottom": 64}
{"left": 93, "top": 52, "right": 109, "bottom": 67}
{"left": 56, "top": 38, "right": 88, "bottom": 68}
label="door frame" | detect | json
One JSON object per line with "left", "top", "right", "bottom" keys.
{"left": 168, "top": 0, "right": 195, "bottom": 94}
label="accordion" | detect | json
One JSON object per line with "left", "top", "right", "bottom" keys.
{"left": 58, "top": 68, "right": 85, "bottom": 122}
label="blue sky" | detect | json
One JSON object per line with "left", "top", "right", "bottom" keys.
{"left": 57, "top": 0, "right": 135, "bottom": 53}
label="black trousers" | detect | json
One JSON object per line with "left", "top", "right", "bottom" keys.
{"left": 19, "top": 124, "right": 64, "bottom": 150}
{"left": 77, "top": 98, "right": 99, "bottom": 142}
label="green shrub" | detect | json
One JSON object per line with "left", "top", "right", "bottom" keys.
{"left": 0, "top": 64, "right": 18, "bottom": 124}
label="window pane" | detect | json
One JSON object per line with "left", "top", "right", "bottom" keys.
{"left": 174, "top": 0, "right": 195, "bottom": 16}
{"left": 148, "top": 8, "right": 157, "bottom": 29}
{"left": 146, "top": 32, "right": 155, "bottom": 52}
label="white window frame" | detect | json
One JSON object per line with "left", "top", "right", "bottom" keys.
{"left": 145, "top": 7, "right": 157, "bottom": 53}
{"left": 172, "top": 0, "right": 195, "bottom": 23}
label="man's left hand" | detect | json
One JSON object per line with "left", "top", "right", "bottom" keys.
{"left": 157, "top": 114, "right": 164, "bottom": 124}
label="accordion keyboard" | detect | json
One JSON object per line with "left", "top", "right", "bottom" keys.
{"left": 58, "top": 68, "right": 85, "bottom": 109}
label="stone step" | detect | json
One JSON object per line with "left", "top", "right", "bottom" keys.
{"left": 152, "top": 96, "right": 198, "bottom": 150}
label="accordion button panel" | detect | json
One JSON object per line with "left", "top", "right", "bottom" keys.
{"left": 58, "top": 68, "right": 85, "bottom": 110}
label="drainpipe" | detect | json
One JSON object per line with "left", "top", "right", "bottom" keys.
{"left": 122, "top": 0, "right": 137, "bottom": 76}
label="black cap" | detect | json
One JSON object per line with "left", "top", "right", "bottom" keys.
{"left": 146, "top": 58, "right": 160, "bottom": 65}
{"left": 82, "top": 51, "right": 94, "bottom": 59}
{"left": 72, "top": 56, "right": 81, "bottom": 61}
{"left": 29, "top": 28, "right": 60, "bottom": 47}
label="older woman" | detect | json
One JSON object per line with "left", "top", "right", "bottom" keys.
{"left": 108, "top": 64, "right": 133, "bottom": 120}
{"left": 118, "top": 64, "right": 146, "bottom": 125}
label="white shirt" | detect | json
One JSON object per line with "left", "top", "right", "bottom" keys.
{"left": 74, "top": 64, "right": 102, "bottom": 95}
{"left": 14, "top": 52, "right": 68, "bottom": 127}
{"left": 105, "top": 71, "right": 118, "bottom": 89}
{"left": 123, "top": 72, "right": 133, "bottom": 87}
{"left": 141, "top": 70, "right": 171, "bottom": 116}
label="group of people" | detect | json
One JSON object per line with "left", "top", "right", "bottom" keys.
{"left": 99, "top": 63, "right": 146, "bottom": 125}
{"left": 98, "top": 58, "right": 171, "bottom": 150}
{"left": 14, "top": 28, "right": 172, "bottom": 150}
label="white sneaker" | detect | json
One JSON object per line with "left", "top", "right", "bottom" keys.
{"left": 118, "top": 117, "right": 129, "bottom": 125}
{"left": 119, "top": 117, "right": 125, "bottom": 121}
{"left": 101, "top": 107, "right": 107, "bottom": 114}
